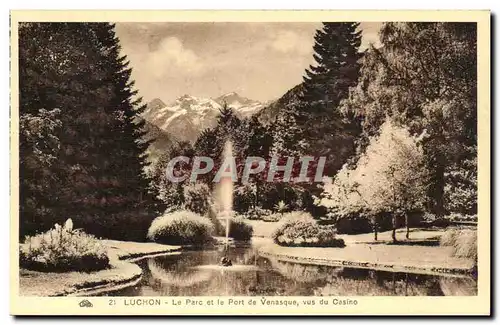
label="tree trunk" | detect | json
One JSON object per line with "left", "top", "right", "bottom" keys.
{"left": 391, "top": 214, "right": 397, "bottom": 243}
{"left": 405, "top": 213, "right": 410, "bottom": 239}
{"left": 373, "top": 216, "right": 378, "bottom": 241}
{"left": 254, "top": 182, "right": 259, "bottom": 209}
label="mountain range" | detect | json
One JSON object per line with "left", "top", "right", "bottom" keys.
{"left": 142, "top": 92, "right": 268, "bottom": 143}
{"left": 141, "top": 88, "right": 302, "bottom": 162}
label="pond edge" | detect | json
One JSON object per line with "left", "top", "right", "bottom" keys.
{"left": 258, "top": 246, "right": 475, "bottom": 278}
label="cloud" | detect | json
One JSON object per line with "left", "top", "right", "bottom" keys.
{"left": 146, "top": 37, "right": 205, "bottom": 78}
{"left": 266, "top": 30, "right": 313, "bottom": 55}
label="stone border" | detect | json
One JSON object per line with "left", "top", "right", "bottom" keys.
{"left": 71, "top": 249, "right": 183, "bottom": 297}
{"left": 258, "top": 247, "right": 475, "bottom": 278}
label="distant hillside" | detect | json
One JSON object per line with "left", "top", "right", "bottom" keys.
{"left": 257, "top": 84, "right": 304, "bottom": 124}
{"left": 141, "top": 119, "right": 177, "bottom": 164}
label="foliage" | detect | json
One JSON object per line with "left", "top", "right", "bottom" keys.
{"left": 19, "top": 23, "right": 161, "bottom": 239}
{"left": 19, "top": 109, "right": 62, "bottom": 235}
{"left": 147, "top": 210, "right": 214, "bottom": 245}
{"left": 319, "top": 119, "right": 429, "bottom": 241}
{"left": 342, "top": 22, "right": 477, "bottom": 216}
{"left": 272, "top": 23, "right": 363, "bottom": 172}
{"left": 274, "top": 200, "right": 289, "bottom": 215}
{"left": 228, "top": 218, "right": 254, "bottom": 241}
{"left": 242, "top": 207, "right": 273, "bottom": 220}
{"left": 150, "top": 141, "right": 195, "bottom": 208}
{"left": 443, "top": 149, "right": 477, "bottom": 214}
{"left": 440, "top": 228, "right": 477, "bottom": 260}
{"left": 19, "top": 219, "right": 109, "bottom": 272}
{"left": 77, "top": 210, "right": 157, "bottom": 242}
{"left": 183, "top": 182, "right": 212, "bottom": 215}
{"left": 445, "top": 213, "right": 477, "bottom": 223}
{"left": 334, "top": 214, "right": 373, "bottom": 235}
{"left": 272, "top": 212, "right": 345, "bottom": 247}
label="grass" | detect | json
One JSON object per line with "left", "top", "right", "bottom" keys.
{"left": 259, "top": 240, "right": 475, "bottom": 276}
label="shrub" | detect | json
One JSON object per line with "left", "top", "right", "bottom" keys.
{"left": 420, "top": 212, "right": 451, "bottom": 228}
{"left": 243, "top": 207, "right": 273, "bottom": 220}
{"left": 147, "top": 210, "right": 214, "bottom": 246}
{"left": 77, "top": 210, "right": 158, "bottom": 242}
{"left": 440, "top": 228, "right": 477, "bottom": 260}
{"left": 19, "top": 219, "right": 110, "bottom": 272}
{"left": 446, "top": 213, "right": 478, "bottom": 223}
{"left": 228, "top": 218, "right": 253, "bottom": 241}
{"left": 334, "top": 214, "right": 373, "bottom": 235}
{"left": 262, "top": 213, "right": 283, "bottom": 222}
{"left": 279, "top": 211, "right": 315, "bottom": 222}
{"left": 272, "top": 213, "right": 345, "bottom": 248}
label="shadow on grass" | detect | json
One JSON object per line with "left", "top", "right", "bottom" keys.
{"left": 386, "top": 239, "right": 441, "bottom": 247}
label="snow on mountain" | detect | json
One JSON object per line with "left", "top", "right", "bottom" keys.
{"left": 143, "top": 92, "right": 266, "bottom": 143}
{"left": 214, "top": 92, "right": 265, "bottom": 118}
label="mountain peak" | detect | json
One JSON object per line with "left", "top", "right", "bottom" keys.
{"left": 148, "top": 98, "right": 166, "bottom": 110}
{"left": 177, "top": 94, "right": 196, "bottom": 101}
{"left": 214, "top": 92, "right": 258, "bottom": 107}
{"left": 220, "top": 91, "right": 239, "bottom": 97}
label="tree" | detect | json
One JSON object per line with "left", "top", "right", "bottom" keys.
{"left": 290, "top": 22, "right": 363, "bottom": 175}
{"left": 320, "top": 120, "right": 429, "bottom": 242}
{"left": 244, "top": 116, "right": 274, "bottom": 208}
{"left": 19, "top": 23, "right": 161, "bottom": 240}
{"left": 19, "top": 109, "right": 62, "bottom": 235}
{"left": 151, "top": 141, "right": 195, "bottom": 208}
{"left": 342, "top": 22, "right": 477, "bottom": 216}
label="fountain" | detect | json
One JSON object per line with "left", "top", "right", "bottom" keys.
{"left": 217, "top": 140, "right": 235, "bottom": 267}
{"left": 191, "top": 140, "right": 259, "bottom": 272}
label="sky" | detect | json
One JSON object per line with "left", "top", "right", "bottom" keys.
{"left": 115, "top": 22, "right": 382, "bottom": 104}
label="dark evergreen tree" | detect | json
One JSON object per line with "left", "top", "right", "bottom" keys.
{"left": 300, "top": 22, "right": 363, "bottom": 175}
{"left": 19, "top": 23, "right": 161, "bottom": 240}
{"left": 273, "top": 23, "right": 363, "bottom": 176}
{"left": 87, "top": 23, "right": 161, "bottom": 215}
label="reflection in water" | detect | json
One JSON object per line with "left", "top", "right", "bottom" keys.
{"left": 105, "top": 247, "right": 477, "bottom": 297}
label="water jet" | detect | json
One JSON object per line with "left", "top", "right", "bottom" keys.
{"left": 216, "top": 140, "right": 235, "bottom": 267}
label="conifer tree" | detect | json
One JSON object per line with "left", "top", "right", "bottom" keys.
{"left": 19, "top": 22, "right": 161, "bottom": 240}
{"left": 274, "top": 23, "right": 363, "bottom": 176}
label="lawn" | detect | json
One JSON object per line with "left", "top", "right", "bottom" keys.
{"left": 248, "top": 220, "right": 474, "bottom": 275}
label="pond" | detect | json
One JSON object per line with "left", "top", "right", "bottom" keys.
{"left": 104, "top": 246, "right": 477, "bottom": 296}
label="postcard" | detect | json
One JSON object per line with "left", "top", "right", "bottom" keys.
{"left": 10, "top": 10, "right": 490, "bottom": 316}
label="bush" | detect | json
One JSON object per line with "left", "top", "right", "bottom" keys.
{"left": 440, "top": 228, "right": 477, "bottom": 260}
{"left": 272, "top": 212, "right": 345, "bottom": 248}
{"left": 446, "top": 213, "right": 478, "bottom": 223}
{"left": 262, "top": 213, "right": 283, "bottom": 222}
{"left": 77, "top": 210, "right": 158, "bottom": 242}
{"left": 228, "top": 218, "right": 254, "bottom": 241}
{"left": 147, "top": 210, "right": 214, "bottom": 246}
{"left": 20, "top": 219, "right": 110, "bottom": 272}
{"left": 243, "top": 207, "right": 273, "bottom": 221}
{"left": 419, "top": 213, "right": 451, "bottom": 228}
{"left": 334, "top": 214, "right": 373, "bottom": 235}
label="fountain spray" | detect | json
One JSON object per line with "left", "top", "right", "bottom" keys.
{"left": 218, "top": 140, "right": 234, "bottom": 266}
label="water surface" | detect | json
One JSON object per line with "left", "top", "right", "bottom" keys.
{"left": 105, "top": 247, "right": 477, "bottom": 296}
